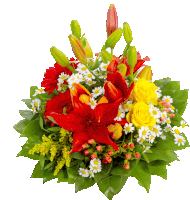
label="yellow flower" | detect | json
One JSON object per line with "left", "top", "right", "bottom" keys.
{"left": 126, "top": 101, "right": 156, "bottom": 128}
{"left": 132, "top": 78, "right": 158, "bottom": 105}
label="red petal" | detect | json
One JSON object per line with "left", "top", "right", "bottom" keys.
{"left": 124, "top": 82, "right": 135, "bottom": 101}
{"left": 104, "top": 81, "right": 123, "bottom": 102}
{"left": 94, "top": 99, "right": 122, "bottom": 124}
{"left": 88, "top": 124, "right": 119, "bottom": 151}
{"left": 48, "top": 112, "right": 86, "bottom": 132}
{"left": 133, "top": 59, "right": 145, "bottom": 73}
{"left": 114, "top": 118, "right": 128, "bottom": 126}
{"left": 69, "top": 131, "right": 90, "bottom": 154}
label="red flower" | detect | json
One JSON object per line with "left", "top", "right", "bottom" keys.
{"left": 41, "top": 58, "right": 79, "bottom": 94}
{"left": 48, "top": 97, "right": 122, "bottom": 154}
{"left": 44, "top": 89, "right": 73, "bottom": 126}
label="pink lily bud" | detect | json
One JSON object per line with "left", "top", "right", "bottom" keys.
{"left": 106, "top": 4, "right": 118, "bottom": 38}
{"left": 169, "top": 114, "right": 175, "bottom": 118}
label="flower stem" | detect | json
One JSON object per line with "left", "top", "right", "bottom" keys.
{"left": 119, "top": 43, "right": 131, "bottom": 65}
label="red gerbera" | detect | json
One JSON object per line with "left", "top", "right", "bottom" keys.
{"left": 44, "top": 89, "right": 73, "bottom": 126}
{"left": 41, "top": 58, "right": 79, "bottom": 94}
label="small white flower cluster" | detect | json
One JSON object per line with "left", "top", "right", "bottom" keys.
{"left": 78, "top": 158, "right": 102, "bottom": 178}
{"left": 57, "top": 72, "right": 70, "bottom": 91}
{"left": 31, "top": 98, "right": 41, "bottom": 113}
{"left": 33, "top": 88, "right": 45, "bottom": 96}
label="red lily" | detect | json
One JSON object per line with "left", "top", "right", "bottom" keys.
{"left": 48, "top": 97, "right": 122, "bottom": 154}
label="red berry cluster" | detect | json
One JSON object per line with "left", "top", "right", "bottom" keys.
{"left": 123, "top": 142, "right": 141, "bottom": 170}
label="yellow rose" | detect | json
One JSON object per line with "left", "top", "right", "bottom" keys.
{"left": 126, "top": 101, "right": 156, "bottom": 128}
{"left": 132, "top": 78, "right": 158, "bottom": 105}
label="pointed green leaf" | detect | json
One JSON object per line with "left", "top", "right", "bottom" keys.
{"left": 31, "top": 161, "right": 44, "bottom": 178}
{"left": 30, "top": 86, "right": 38, "bottom": 99}
{"left": 13, "top": 119, "right": 30, "bottom": 134}
{"left": 57, "top": 169, "right": 68, "bottom": 183}
{"left": 19, "top": 110, "right": 34, "bottom": 121}
{"left": 21, "top": 99, "right": 32, "bottom": 109}
{"left": 75, "top": 176, "right": 95, "bottom": 193}
{"left": 94, "top": 163, "right": 112, "bottom": 182}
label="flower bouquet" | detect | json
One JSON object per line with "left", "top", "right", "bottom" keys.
{"left": 14, "top": 4, "right": 189, "bottom": 200}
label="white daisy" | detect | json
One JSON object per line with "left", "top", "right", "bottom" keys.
{"left": 152, "top": 124, "right": 162, "bottom": 137}
{"left": 89, "top": 158, "right": 102, "bottom": 173}
{"left": 99, "top": 62, "right": 109, "bottom": 71}
{"left": 87, "top": 170, "right": 94, "bottom": 178}
{"left": 137, "top": 136, "right": 146, "bottom": 144}
{"left": 87, "top": 97, "right": 97, "bottom": 109}
{"left": 76, "top": 63, "right": 88, "bottom": 75}
{"left": 114, "top": 105, "right": 125, "bottom": 121}
{"left": 164, "top": 126, "right": 172, "bottom": 132}
{"left": 180, "top": 120, "right": 186, "bottom": 128}
{"left": 92, "top": 86, "right": 104, "bottom": 98}
{"left": 149, "top": 105, "right": 161, "bottom": 119}
{"left": 67, "top": 73, "right": 83, "bottom": 89}
{"left": 83, "top": 70, "right": 95, "bottom": 80}
{"left": 148, "top": 132, "right": 156, "bottom": 143}
{"left": 173, "top": 129, "right": 181, "bottom": 137}
{"left": 162, "top": 95, "right": 173, "bottom": 103}
{"left": 122, "top": 100, "right": 132, "bottom": 112}
{"left": 85, "top": 79, "right": 95, "bottom": 86}
{"left": 160, "top": 111, "right": 168, "bottom": 124}
{"left": 174, "top": 135, "right": 186, "bottom": 146}
{"left": 78, "top": 168, "right": 89, "bottom": 177}
{"left": 155, "top": 87, "right": 162, "bottom": 99}
{"left": 124, "top": 123, "right": 135, "bottom": 134}
{"left": 58, "top": 72, "right": 69, "bottom": 81}
{"left": 138, "top": 126, "right": 150, "bottom": 140}
{"left": 166, "top": 118, "right": 171, "bottom": 126}
{"left": 33, "top": 88, "right": 45, "bottom": 96}
{"left": 31, "top": 98, "right": 41, "bottom": 113}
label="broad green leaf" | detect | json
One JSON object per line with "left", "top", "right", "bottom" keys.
{"left": 155, "top": 131, "right": 190, "bottom": 151}
{"left": 57, "top": 169, "right": 68, "bottom": 183}
{"left": 16, "top": 140, "right": 39, "bottom": 160}
{"left": 47, "top": 127, "right": 61, "bottom": 132}
{"left": 94, "top": 163, "right": 112, "bottom": 183}
{"left": 75, "top": 176, "right": 95, "bottom": 193}
{"left": 131, "top": 161, "right": 151, "bottom": 193}
{"left": 43, "top": 170, "right": 57, "bottom": 184}
{"left": 19, "top": 110, "right": 34, "bottom": 121}
{"left": 22, "top": 99, "right": 32, "bottom": 109}
{"left": 147, "top": 160, "right": 167, "bottom": 180}
{"left": 13, "top": 119, "right": 30, "bottom": 134}
{"left": 30, "top": 86, "right": 38, "bottom": 99}
{"left": 31, "top": 161, "right": 44, "bottom": 178}
{"left": 97, "top": 175, "right": 128, "bottom": 200}
{"left": 21, "top": 119, "right": 45, "bottom": 142}
{"left": 171, "top": 113, "right": 184, "bottom": 127}
{"left": 67, "top": 161, "right": 80, "bottom": 184}
{"left": 110, "top": 159, "right": 139, "bottom": 176}
{"left": 70, "top": 152, "right": 85, "bottom": 160}
{"left": 145, "top": 147, "right": 179, "bottom": 163}
{"left": 39, "top": 115, "right": 50, "bottom": 133}
{"left": 44, "top": 161, "right": 55, "bottom": 170}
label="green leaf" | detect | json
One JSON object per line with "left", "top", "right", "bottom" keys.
{"left": 30, "top": 86, "right": 38, "bottom": 99}
{"left": 39, "top": 155, "right": 45, "bottom": 168}
{"left": 39, "top": 115, "right": 50, "bottom": 133}
{"left": 110, "top": 159, "right": 139, "bottom": 176}
{"left": 44, "top": 161, "right": 55, "bottom": 170}
{"left": 57, "top": 168, "right": 68, "bottom": 183}
{"left": 21, "top": 119, "right": 45, "bottom": 142}
{"left": 97, "top": 175, "right": 128, "bottom": 200}
{"left": 75, "top": 176, "right": 95, "bottom": 193}
{"left": 131, "top": 161, "right": 151, "bottom": 193}
{"left": 19, "top": 110, "right": 34, "bottom": 121}
{"left": 22, "top": 99, "right": 32, "bottom": 109}
{"left": 67, "top": 161, "right": 80, "bottom": 184}
{"left": 16, "top": 140, "right": 39, "bottom": 160}
{"left": 13, "top": 119, "right": 30, "bottom": 134}
{"left": 94, "top": 163, "right": 112, "bottom": 183}
{"left": 43, "top": 170, "right": 57, "bottom": 184}
{"left": 147, "top": 160, "right": 167, "bottom": 180}
{"left": 47, "top": 127, "right": 61, "bottom": 132}
{"left": 31, "top": 161, "right": 44, "bottom": 178}
{"left": 145, "top": 147, "right": 179, "bottom": 163}
{"left": 70, "top": 152, "right": 85, "bottom": 160}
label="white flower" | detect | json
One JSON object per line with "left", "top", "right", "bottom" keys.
{"left": 33, "top": 88, "right": 45, "bottom": 96}
{"left": 92, "top": 86, "right": 104, "bottom": 98}
{"left": 180, "top": 120, "right": 186, "bottom": 128}
{"left": 78, "top": 168, "right": 89, "bottom": 177}
{"left": 124, "top": 123, "right": 135, "bottom": 134}
{"left": 114, "top": 105, "right": 125, "bottom": 121}
{"left": 159, "top": 111, "right": 168, "bottom": 124}
{"left": 83, "top": 70, "right": 95, "bottom": 80}
{"left": 31, "top": 98, "right": 41, "bottom": 113}
{"left": 160, "top": 134, "right": 166, "bottom": 140}
{"left": 89, "top": 158, "right": 102, "bottom": 173}
{"left": 173, "top": 129, "right": 181, "bottom": 137}
{"left": 149, "top": 105, "right": 161, "bottom": 119}
{"left": 174, "top": 135, "right": 186, "bottom": 146}
{"left": 58, "top": 72, "right": 69, "bottom": 81}
{"left": 67, "top": 73, "right": 83, "bottom": 89}
{"left": 148, "top": 132, "right": 156, "bottom": 143}
{"left": 85, "top": 79, "right": 95, "bottom": 86}
{"left": 166, "top": 118, "right": 171, "bottom": 126}
{"left": 87, "top": 170, "right": 94, "bottom": 178}
{"left": 152, "top": 124, "right": 162, "bottom": 137}
{"left": 88, "top": 97, "right": 97, "bottom": 109}
{"left": 138, "top": 126, "right": 150, "bottom": 140}
{"left": 162, "top": 95, "right": 173, "bottom": 103}
{"left": 122, "top": 100, "right": 132, "bottom": 112}
{"left": 137, "top": 136, "right": 146, "bottom": 144}
{"left": 155, "top": 87, "right": 162, "bottom": 99}
{"left": 164, "top": 126, "right": 172, "bottom": 132}
{"left": 99, "top": 62, "right": 109, "bottom": 71}
{"left": 76, "top": 63, "right": 88, "bottom": 75}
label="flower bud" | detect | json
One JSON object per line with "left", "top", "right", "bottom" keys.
{"left": 70, "top": 20, "right": 81, "bottom": 39}
{"left": 105, "top": 27, "right": 123, "bottom": 48}
{"left": 80, "top": 37, "right": 93, "bottom": 58}
{"left": 127, "top": 46, "right": 137, "bottom": 68}
{"left": 107, "top": 123, "right": 123, "bottom": 140}
{"left": 96, "top": 145, "right": 102, "bottom": 151}
{"left": 124, "top": 162, "right": 130, "bottom": 169}
{"left": 84, "top": 150, "right": 90, "bottom": 156}
{"left": 169, "top": 113, "right": 175, "bottom": 118}
{"left": 106, "top": 4, "right": 118, "bottom": 38}
{"left": 123, "top": 22, "right": 133, "bottom": 44}
{"left": 123, "top": 144, "right": 128, "bottom": 148}
{"left": 128, "top": 142, "right": 135, "bottom": 149}
{"left": 50, "top": 46, "right": 76, "bottom": 72}
{"left": 134, "top": 152, "right": 141, "bottom": 159}
{"left": 90, "top": 153, "right": 96, "bottom": 160}
{"left": 68, "top": 34, "right": 87, "bottom": 65}
{"left": 117, "top": 64, "right": 127, "bottom": 77}
{"left": 88, "top": 139, "right": 95, "bottom": 145}
{"left": 101, "top": 50, "right": 113, "bottom": 63}
{"left": 137, "top": 66, "right": 152, "bottom": 81}
{"left": 107, "top": 150, "right": 113, "bottom": 156}
{"left": 125, "top": 153, "right": 131, "bottom": 159}
{"left": 105, "top": 155, "right": 112, "bottom": 163}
